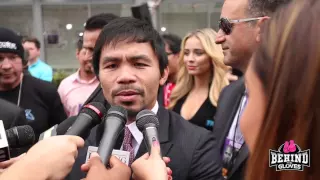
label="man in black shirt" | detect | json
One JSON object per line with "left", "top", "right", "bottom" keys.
{"left": 0, "top": 27, "right": 66, "bottom": 140}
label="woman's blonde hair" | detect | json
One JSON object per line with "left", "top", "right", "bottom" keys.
{"left": 168, "top": 28, "right": 229, "bottom": 109}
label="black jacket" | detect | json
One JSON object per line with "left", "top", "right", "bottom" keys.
{"left": 212, "top": 78, "right": 248, "bottom": 180}
{"left": 67, "top": 106, "right": 223, "bottom": 180}
{"left": 0, "top": 98, "right": 27, "bottom": 129}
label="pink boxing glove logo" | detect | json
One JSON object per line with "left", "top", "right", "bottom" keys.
{"left": 283, "top": 140, "right": 296, "bottom": 153}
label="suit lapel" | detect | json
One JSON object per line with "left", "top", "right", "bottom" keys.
{"left": 218, "top": 79, "right": 246, "bottom": 151}
{"left": 228, "top": 144, "right": 249, "bottom": 178}
{"left": 134, "top": 106, "right": 173, "bottom": 160}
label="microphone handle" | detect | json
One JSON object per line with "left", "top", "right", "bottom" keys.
{"left": 143, "top": 127, "right": 162, "bottom": 157}
{"left": 97, "top": 117, "right": 125, "bottom": 166}
{"left": 65, "top": 113, "right": 92, "bottom": 137}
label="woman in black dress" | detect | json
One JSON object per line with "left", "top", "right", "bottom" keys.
{"left": 168, "top": 28, "right": 229, "bottom": 130}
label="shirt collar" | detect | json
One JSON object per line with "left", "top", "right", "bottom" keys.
{"left": 29, "top": 58, "right": 40, "bottom": 68}
{"left": 126, "top": 101, "right": 159, "bottom": 145}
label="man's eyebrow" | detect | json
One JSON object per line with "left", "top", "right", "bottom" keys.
{"left": 128, "top": 55, "right": 152, "bottom": 63}
{"left": 101, "top": 56, "right": 121, "bottom": 63}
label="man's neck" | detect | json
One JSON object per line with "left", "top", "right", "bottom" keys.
{"left": 28, "top": 58, "right": 38, "bottom": 66}
{"left": 0, "top": 80, "right": 21, "bottom": 91}
{"left": 167, "top": 73, "right": 177, "bottom": 83}
{"left": 79, "top": 69, "right": 95, "bottom": 81}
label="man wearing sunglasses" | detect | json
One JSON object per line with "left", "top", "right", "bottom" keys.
{"left": 213, "top": 0, "right": 291, "bottom": 180}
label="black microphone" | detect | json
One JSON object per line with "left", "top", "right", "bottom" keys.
{"left": 97, "top": 106, "right": 127, "bottom": 166}
{"left": 56, "top": 116, "right": 76, "bottom": 135}
{"left": 65, "top": 102, "right": 107, "bottom": 138}
{"left": 6, "top": 125, "right": 35, "bottom": 148}
{"left": 136, "top": 110, "right": 161, "bottom": 156}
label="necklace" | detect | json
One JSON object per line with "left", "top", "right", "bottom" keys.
{"left": 17, "top": 74, "right": 23, "bottom": 107}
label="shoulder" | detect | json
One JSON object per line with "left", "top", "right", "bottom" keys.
{"left": 58, "top": 73, "right": 77, "bottom": 88}
{"left": 24, "top": 75, "right": 58, "bottom": 93}
{"left": 39, "top": 60, "right": 53, "bottom": 71}
{"left": 166, "top": 109, "right": 211, "bottom": 141}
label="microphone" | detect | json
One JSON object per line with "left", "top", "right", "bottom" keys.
{"left": 6, "top": 125, "right": 35, "bottom": 148}
{"left": 56, "top": 116, "right": 76, "bottom": 135}
{"left": 65, "top": 102, "right": 107, "bottom": 138}
{"left": 97, "top": 106, "right": 127, "bottom": 166}
{"left": 38, "top": 116, "right": 77, "bottom": 141}
{"left": 136, "top": 110, "right": 161, "bottom": 156}
{"left": 0, "top": 122, "right": 35, "bottom": 161}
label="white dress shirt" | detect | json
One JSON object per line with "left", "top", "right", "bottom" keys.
{"left": 121, "top": 101, "right": 159, "bottom": 156}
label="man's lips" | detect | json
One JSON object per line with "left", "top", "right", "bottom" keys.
{"left": 116, "top": 90, "right": 139, "bottom": 96}
{"left": 115, "top": 90, "right": 140, "bottom": 102}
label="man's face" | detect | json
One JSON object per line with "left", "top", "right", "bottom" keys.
{"left": 76, "top": 48, "right": 93, "bottom": 74}
{"left": 99, "top": 42, "right": 168, "bottom": 117}
{"left": 23, "top": 42, "right": 40, "bottom": 61}
{"left": 165, "top": 43, "right": 179, "bottom": 79}
{"left": 0, "top": 53, "right": 23, "bottom": 89}
{"left": 215, "top": 0, "right": 257, "bottom": 72}
{"left": 82, "top": 29, "right": 102, "bottom": 73}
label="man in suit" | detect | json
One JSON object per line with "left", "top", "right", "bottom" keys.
{"left": 67, "top": 17, "right": 223, "bottom": 180}
{"left": 213, "top": 0, "right": 292, "bottom": 179}
{"left": 0, "top": 98, "right": 27, "bottom": 129}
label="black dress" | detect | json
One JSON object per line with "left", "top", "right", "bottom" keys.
{"left": 172, "top": 94, "right": 216, "bottom": 131}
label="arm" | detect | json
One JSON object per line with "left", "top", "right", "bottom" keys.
{"left": 189, "top": 131, "right": 223, "bottom": 180}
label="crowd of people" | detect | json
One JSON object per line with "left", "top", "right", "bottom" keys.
{"left": 0, "top": 0, "right": 319, "bottom": 179}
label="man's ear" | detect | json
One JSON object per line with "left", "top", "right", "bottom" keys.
{"left": 255, "top": 16, "right": 270, "bottom": 42}
{"left": 159, "top": 67, "right": 169, "bottom": 86}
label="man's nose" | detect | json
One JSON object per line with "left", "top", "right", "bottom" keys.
{"left": 116, "top": 66, "right": 137, "bottom": 84}
{"left": 215, "top": 29, "right": 226, "bottom": 44}
{"left": 0, "top": 59, "right": 13, "bottom": 69}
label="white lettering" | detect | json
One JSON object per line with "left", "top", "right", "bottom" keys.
{"left": 295, "top": 154, "right": 301, "bottom": 163}
{"left": 278, "top": 154, "right": 283, "bottom": 163}
{"left": 0, "top": 41, "right": 17, "bottom": 50}
{"left": 284, "top": 154, "right": 290, "bottom": 162}
{"left": 271, "top": 152, "right": 278, "bottom": 164}
{"left": 302, "top": 152, "right": 309, "bottom": 164}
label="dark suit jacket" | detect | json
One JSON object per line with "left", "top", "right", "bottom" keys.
{"left": 0, "top": 98, "right": 28, "bottom": 129}
{"left": 67, "top": 106, "right": 223, "bottom": 180}
{"left": 213, "top": 78, "right": 248, "bottom": 180}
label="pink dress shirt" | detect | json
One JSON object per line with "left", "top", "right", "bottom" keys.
{"left": 58, "top": 70, "right": 99, "bottom": 117}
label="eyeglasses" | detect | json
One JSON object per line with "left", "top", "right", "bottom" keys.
{"left": 218, "top": 17, "right": 263, "bottom": 35}
{"left": 166, "top": 52, "right": 173, "bottom": 56}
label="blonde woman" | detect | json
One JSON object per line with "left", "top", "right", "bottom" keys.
{"left": 168, "top": 28, "right": 229, "bottom": 130}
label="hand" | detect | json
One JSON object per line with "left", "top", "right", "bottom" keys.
{"left": 0, "top": 136, "right": 84, "bottom": 180}
{"left": 132, "top": 141, "right": 172, "bottom": 180}
{"left": 0, "top": 153, "right": 26, "bottom": 169}
{"left": 226, "top": 70, "right": 238, "bottom": 82}
{"left": 81, "top": 153, "right": 131, "bottom": 180}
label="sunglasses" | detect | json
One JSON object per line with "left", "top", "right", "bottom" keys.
{"left": 218, "top": 17, "right": 263, "bottom": 35}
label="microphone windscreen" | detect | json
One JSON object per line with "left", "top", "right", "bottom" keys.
{"left": 106, "top": 106, "right": 128, "bottom": 120}
{"left": 136, "top": 110, "right": 159, "bottom": 131}
{"left": 7, "top": 125, "right": 35, "bottom": 147}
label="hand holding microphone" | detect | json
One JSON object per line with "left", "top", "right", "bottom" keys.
{"left": 132, "top": 141, "right": 172, "bottom": 180}
{"left": 81, "top": 153, "right": 131, "bottom": 180}
{"left": 0, "top": 135, "right": 84, "bottom": 180}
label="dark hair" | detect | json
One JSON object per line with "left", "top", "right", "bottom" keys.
{"left": 84, "top": 13, "right": 119, "bottom": 31}
{"left": 162, "top": 34, "right": 182, "bottom": 54}
{"left": 22, "top": 37, "right": 40, "bottom": 49}
{"left": 247, "top": 0, "right": 292, "bottom": 17}
{"left": 247, "top": 0, "right": 320, "bottom": 179}
{"left": 76, "top": 37, "right": 83, "bottom": 51}
{"left": 93, "top": 17, "right": 168, "bottom": 76}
